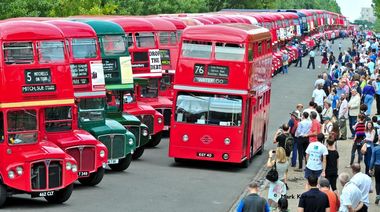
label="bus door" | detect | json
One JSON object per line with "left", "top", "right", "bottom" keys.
{"left": 242, "top": 98, "right": 251, "bottom": 157}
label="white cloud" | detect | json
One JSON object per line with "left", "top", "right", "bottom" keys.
{"left": 336, "top": 0, "right": 373, "bottom": 22}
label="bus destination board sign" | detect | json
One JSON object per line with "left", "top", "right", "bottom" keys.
{"left": 25, "top": 69, "right": 52, "bottom": 84}
{"left": 102, "top": 59, "right": 118, "bottom": 79}
{"left": 22, "top": 85, "right": 56, "bottom": 93}
{"left": 70, "top": 64, "right": 88, "bottom": 77}
{"left": 193, "top": 64, "right": 229, "bottom": 84}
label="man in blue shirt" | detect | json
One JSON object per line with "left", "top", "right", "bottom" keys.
{"left": 236, "top": 182, "right": 270, "bottom": 212}
{"left": 295, "top": 112, "right": 312, "bottom": 171}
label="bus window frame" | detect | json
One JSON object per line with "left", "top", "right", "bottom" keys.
{"left": 44, "top": 106, "right": 73, "bottom": 132}
{"left": 3, "top": 41, "right": 35, "bottom": 65}
{"left": 37, "top": 40, "right": 66, "bottom": 64}
{"left": 7, "top": 109, "right": 39, "bottom": 145}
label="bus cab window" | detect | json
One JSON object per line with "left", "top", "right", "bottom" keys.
{"left": 160, "top": 75, "right": 173, "bottom": 91}
{"left": 7, "top": 110, "right": 38, "bottom": 144}
{"left": 215, "top": 42, "right": 245, "bottom": 61}
{"left": 45, "top": 107, "right": 72, "bottom": 132}
{"left": 141, "top": 78, "right": 159, "bottom": 98}
{"left": 3, "top": 42, "right": 34, "bottom": 64}
{"left": 38, "top": 41, "right": 65, "bottom": 63}
{"left": 78, "top": 98, "right": 105, "bottom": 122}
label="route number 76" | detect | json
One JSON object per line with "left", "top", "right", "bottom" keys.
{"left": 194, "top": 64, "right": 205, "bottom": 75}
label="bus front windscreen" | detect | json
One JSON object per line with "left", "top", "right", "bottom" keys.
{"left": 79, "top": 97, "right": 105, "bottom": 122}
{"left": 72, "top": 38, "right": 97, "bottom": 59}
{"left": 7, "top": 110, "right": 38, "bottom": 144}
{"left": 175, "top": 92, "right": 242, "bottom": 126}
{"left": 45, "top": 106, "right": 73, "bottom": 132}
{"left": 102, "top": 35, "right": 127, "bottom": 55}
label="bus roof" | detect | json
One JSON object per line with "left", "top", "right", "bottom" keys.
{"left": 193, "top": 17, "right": 213, "bottom": 25}
{"left": 0, "top": 21, "right": 64, "bottom": 41}
{"left": 77, "top": 19, "right": 125, "bottom": 36}
{"left": 47, "top": 20, "right": 97, "bottom": 38}
{"left": 181, "top": 24, "right": 270, "bottom": 43}
{"left": 162, "top": 17, "right": 187, "bottom": 29}
{"left": 146, "top": 18, "right": 177, "bottom": 31}
{"left": 110, "top": 17, "right": 155, "bottom": 32}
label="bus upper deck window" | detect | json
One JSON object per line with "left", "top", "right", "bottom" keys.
{"left": 102, "top": 35, "right": 127, "bottom": 55}
{"left": 72, "top": 38, "right": 97, "bottom": 59}
{"left": 4, "top": 42, "right": 34, "bottom": 64}
{"left": 7, "top": 110, "right": 38, "bottom": 145}
{"left": 38, "top": 41, "right": 65, "bottom": 63}
{"left": 136, "top": 32, "right": 155, "bottom": 48}
{"left": 215, "top": 42, "right": 245, "bottom": 61}
{"left": 182, "top": 40, "right": 212, "bottom": 59}
{"left": 126, "top": 33, "right": 134, "bottom": 48}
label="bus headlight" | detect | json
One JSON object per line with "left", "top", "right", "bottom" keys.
{"left": 182, "top": 134, "right": 189, "bottom": 142}
{"left": 128, "top": 138, "right": 134, "bottom": 145}
{"left": 158, "top": 118, "right": 163, "bottom": 124}
{"left": 8, "top": 170, "right": 15, "bottom": 179}
{"left": 224, "top": 138, "right": 231, "bottom": 145}
{"left": 100, "top": 150, "right": 105, "bottom": 158}
{"left": 142, "top": 129, "right": 149, "bottom": 137}
{"left": 66, "top": 162, "right": 72, "bottom": 170}
{"left": 71, "top": 164, "right": 78, "bottom": 173}
{"left": 16, "top": 166, "right": 23, "bottom": 175}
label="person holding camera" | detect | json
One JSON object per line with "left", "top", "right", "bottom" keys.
{"left": 273, "top": 124, "right": 293, "bottom": 158}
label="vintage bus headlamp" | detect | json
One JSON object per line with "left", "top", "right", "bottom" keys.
{"left": 128, "top": 138, "right": 134, "bottom": 145}
{"left": 158, "top": 118, "right": 163, "bottom": 124}
{"left": 182, "top": 134, "right": 189, "bottom": 142}
{"left": 66, "top": 162, "right": 72, "bottom": 170}
{"left": 100, "top": 150, "right": 105, "bottom": 158}
{"left": 16, "top": 166, "right": 23, "bottom": 175}
{"left": 8, "top": 170, "right": 15, "bottom": 179}
{"left": 222, "top": 153, "right": 229, "bottom": 160}
{"left": 142, "top": 129, "right": 149, "bottom": 137}
{"left": 224, "top": 138, "right": 231, "bottom": 145}
{"left": 71, "top": 164, "right": 78, "bottom": 173}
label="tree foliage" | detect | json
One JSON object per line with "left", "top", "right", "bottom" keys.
{"left": 0, "top": 0, "right": 341, "bottom": 19}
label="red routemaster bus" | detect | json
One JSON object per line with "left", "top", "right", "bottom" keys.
{"left": 169, "top": 24, "right": 272, "bottom": 167}
{"left": 0, "top": 21, "right": 79, "bottom": 206}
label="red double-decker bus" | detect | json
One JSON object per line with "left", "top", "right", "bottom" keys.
{"left": 0, "top": 21, "right": 79, "bottom": 206}
{"left": 169, "top": 24, "right": 272, "bottom": 167}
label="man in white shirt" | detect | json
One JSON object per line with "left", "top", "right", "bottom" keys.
{"left": 312, "top": 84, "right": 327, "bottom": 107}
{"left": 350, "top": 163, "right": 372, "bottom": 211}
{"left": 305, "top": 133, "right": 328, "bottom": 178}
{"left": 338, "top": 93, "right": 349, "bottom": 140}
{"left": 338, "top": 172, "right": 363, "bottom": 212}
{"left": 303, "top": 101, "right": 321, "bottom": 122}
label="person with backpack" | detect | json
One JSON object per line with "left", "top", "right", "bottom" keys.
{"left": 273, "top": 124, "right": 293, "bottom": 158}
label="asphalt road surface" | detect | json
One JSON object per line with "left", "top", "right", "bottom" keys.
{"left": 3, "top": 38, "right": 349, "bottom": 212}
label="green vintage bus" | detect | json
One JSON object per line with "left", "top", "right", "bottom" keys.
{"left": 79, "top": 19, "right": 151, "bottom": 159}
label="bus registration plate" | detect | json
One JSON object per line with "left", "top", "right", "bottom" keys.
{"left": 197, "top": 152, "right": 214, "bottom": 158}
{"left": 108, "top": 159, "right": 119, "bottom": 164}
{"left": 78, "top": 171, "right": 89, "bottom": 177}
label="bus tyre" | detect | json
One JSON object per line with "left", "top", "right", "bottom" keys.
{"left": 0, "top": 183, "right": 7, "bottom": 207}
{"left": 132, "top": 147, "right": 145, "bottom": 160}
{"left": 45, "top": 184, "right": 73, "bottom": 204}
{"left": 146, "top": 132, "right": 163, "bottom": 148}
{"left": 242, "top": 142, "right": 253, "bottom": 168}
{"left": 78, "top": 167, "right": 105, "bottom": 186}
{"left": 109, "top": 154, "right": 132, "bottom": 171}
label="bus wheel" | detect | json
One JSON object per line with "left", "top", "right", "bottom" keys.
{"left": 109, "top": 154, "right": 132, "bottom": 171}
{"left": 241, "top": 142, "right": 253, "bottom": 168}
{"left": 45, "top": 184, "right": 73, "bottom": 204}
{"left": 78, "top": 167, "right": 105, "bottom": 186}
{"left": 146, "top": 132, "right": 163, "bottom": 148}
{"left": 0, "top": 183, "right": 7, "bottom": 207}
{"left": 132, "top": 147, "right": 145, "bottom": 160}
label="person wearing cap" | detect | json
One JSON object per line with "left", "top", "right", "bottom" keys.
{"left": 319, "top": 177, "right": 340, "bottom": 212}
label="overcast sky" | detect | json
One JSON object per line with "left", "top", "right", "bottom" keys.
{"left": 336, "top": 0, "right": 373, "bottom": 21}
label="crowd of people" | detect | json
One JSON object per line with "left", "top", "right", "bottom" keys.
{"left": 237, "top": 31, "right": 380, "bottom": 212}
